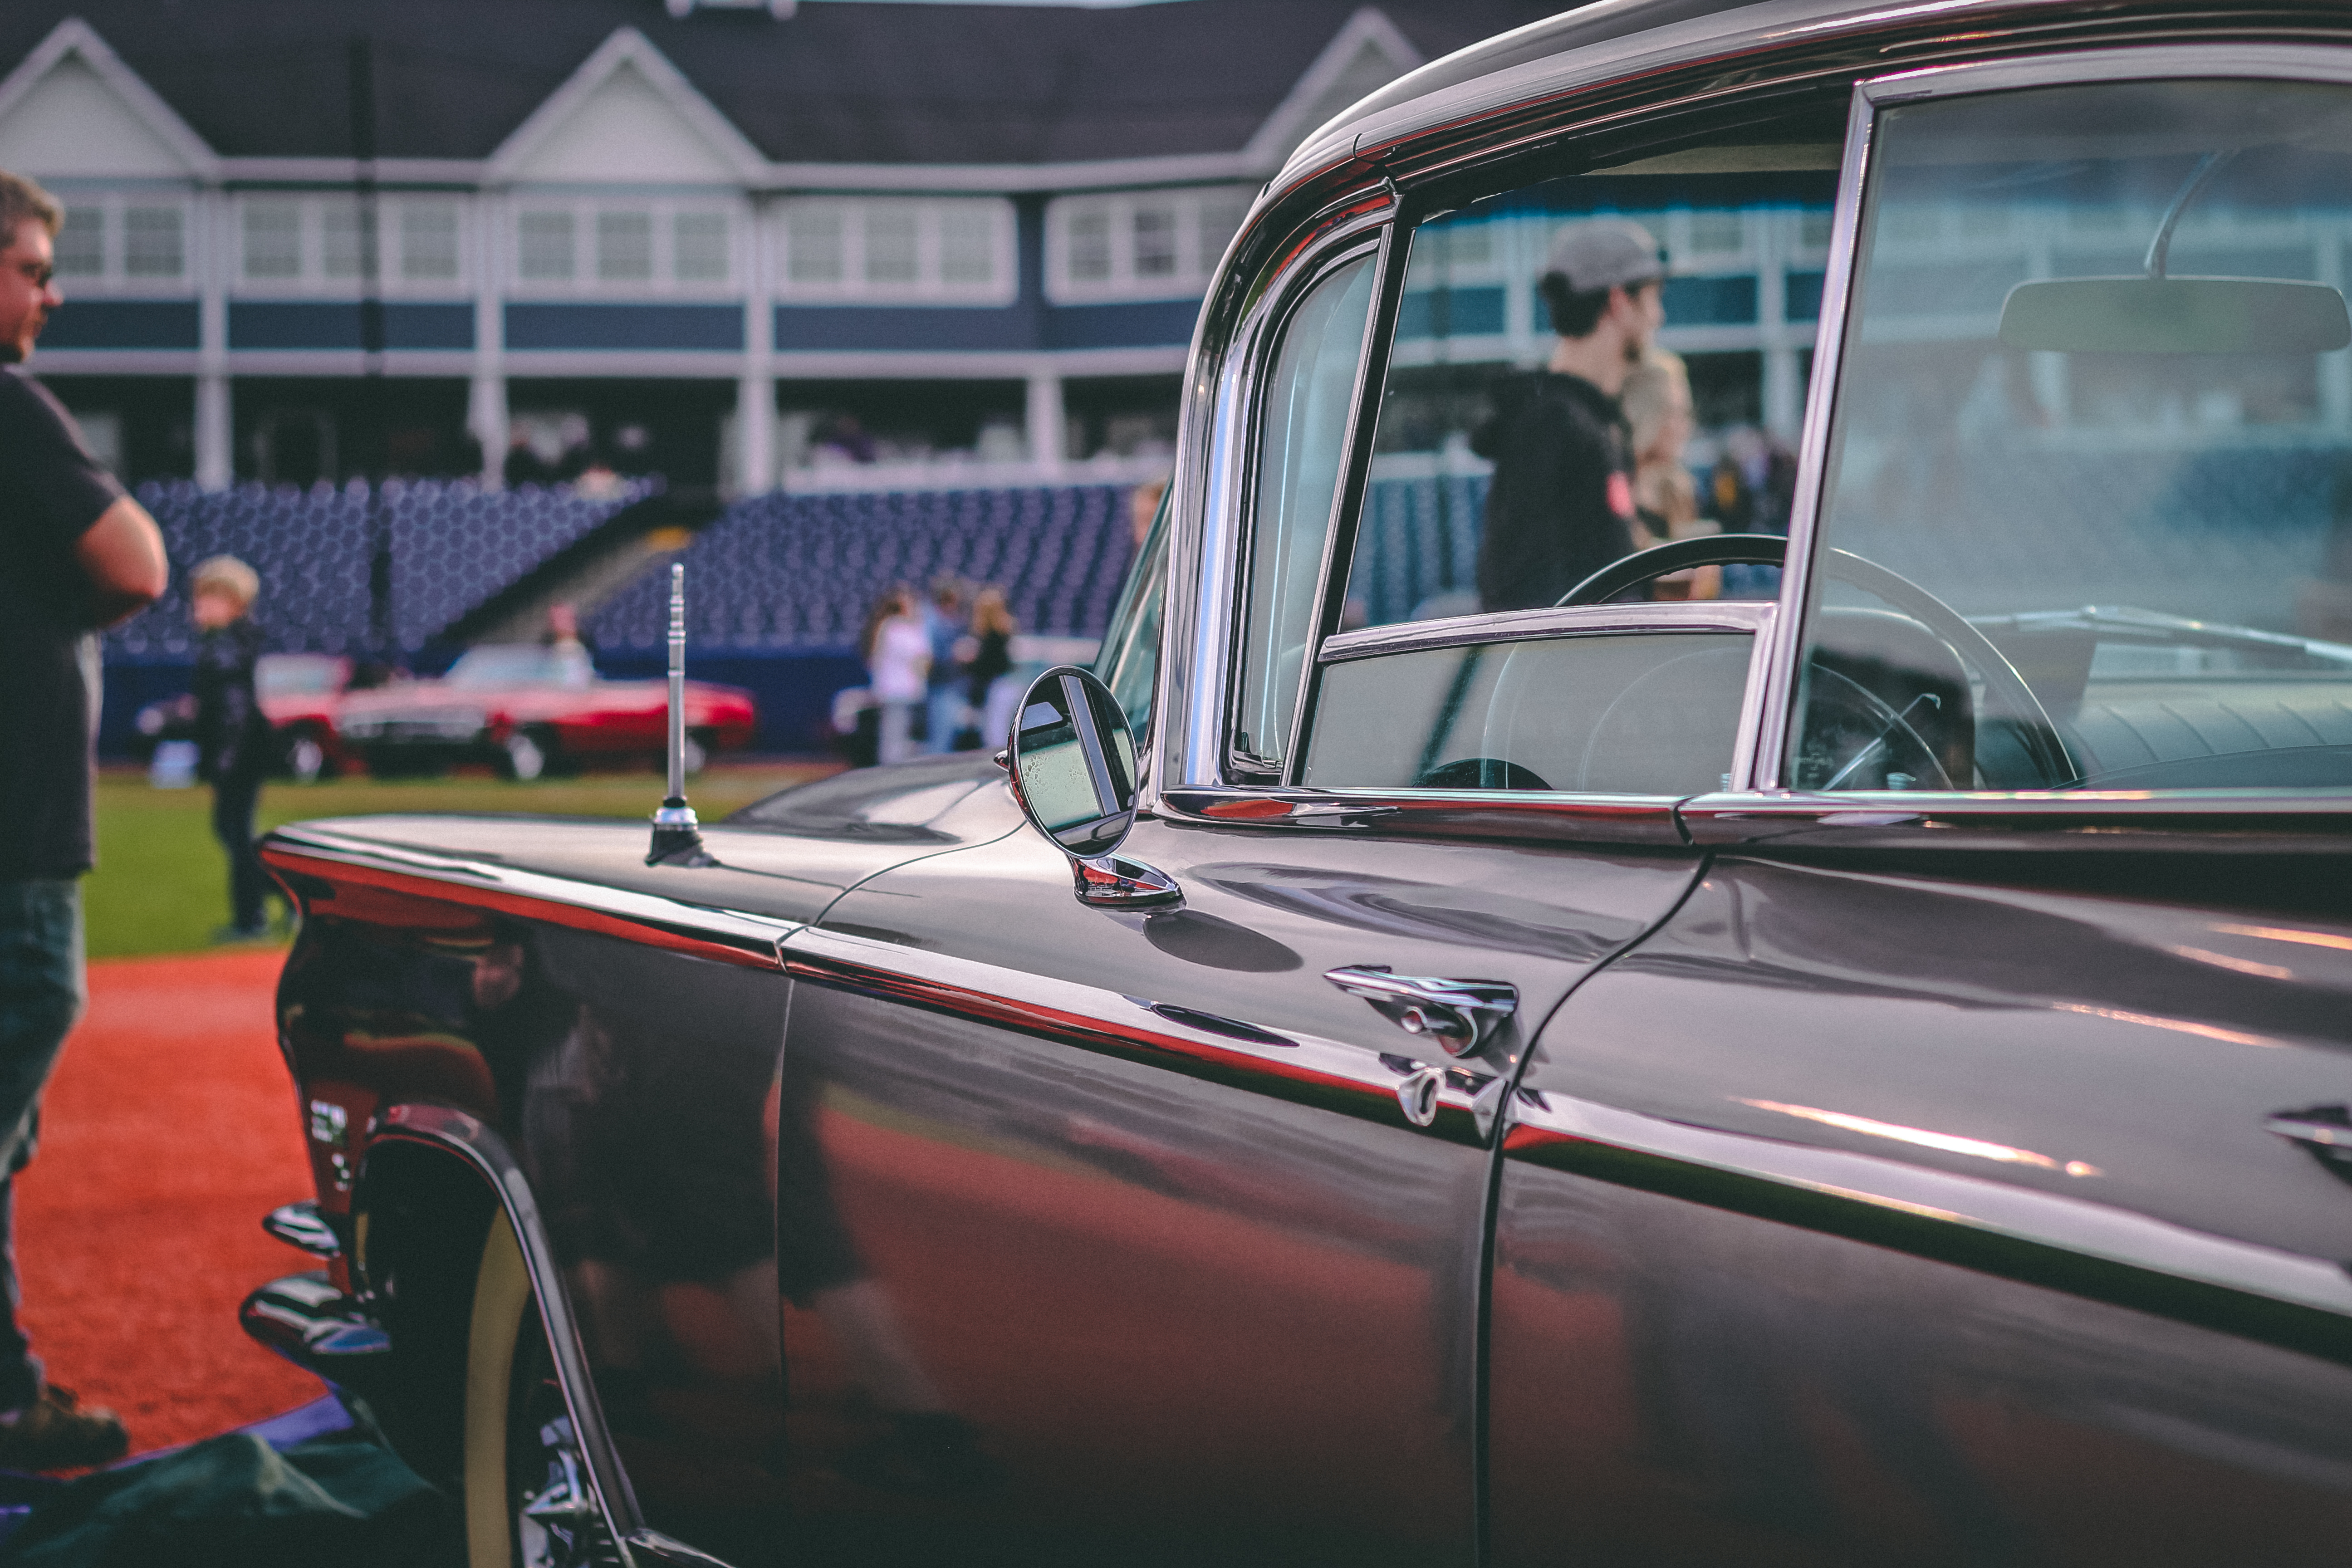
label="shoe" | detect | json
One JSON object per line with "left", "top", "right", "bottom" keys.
{"left": 0, "top": 1385, "right": 129, "bottom": 1471}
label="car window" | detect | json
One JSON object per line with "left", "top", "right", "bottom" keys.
{"left": 1793, "top": 76, "right": 2352, "bottom": 794}
{"left": 1094, "top": 484, "right": 1169, "bottom": 736}
{"left": 1339, "top": 135, "right": 1842, "bottom": 635}
{"left": 1230, "top": 252, "right": 1378, "bottom": 780}
{"left": 1305, "top": 625, "right": 1753, "bottom": 794}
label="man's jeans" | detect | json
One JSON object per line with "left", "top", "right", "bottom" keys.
{"left": 0, "top": 879, "right": 83, "bottom": 1412}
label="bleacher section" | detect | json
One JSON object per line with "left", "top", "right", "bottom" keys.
{"left": 589, "top": 485, "right": 1135, "bottom": 652}
{"left": 108, "top": 479, "right": 651, "bottom": 659}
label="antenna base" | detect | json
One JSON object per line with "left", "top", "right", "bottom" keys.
{"left": 647, "top": 799, "right": 712, "bottom": 867}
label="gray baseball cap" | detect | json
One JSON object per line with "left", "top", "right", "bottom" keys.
{"left": 1545, "top": 218, "right": 1666, "bottom": 294}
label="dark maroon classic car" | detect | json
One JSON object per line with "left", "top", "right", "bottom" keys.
{"left": 243, "top": 5, "right": 2352, "bottom": 1566}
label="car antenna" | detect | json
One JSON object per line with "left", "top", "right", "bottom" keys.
{"left": 647, "top": 563, "right": 712, "bottom": 866}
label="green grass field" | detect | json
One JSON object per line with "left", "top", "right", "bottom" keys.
{"left": 87, "top": 760, "right": 836, "bottom": 960}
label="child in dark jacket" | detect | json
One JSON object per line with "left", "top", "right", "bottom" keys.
{"left": 189, "top": 555, "right": 273, "bottom": 939}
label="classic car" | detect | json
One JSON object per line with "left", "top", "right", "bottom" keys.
{"left": 133, "top": 651, "right": 362, "bottom": 783}
{"left": 334, "top": 643, "right": 758, "bottom": 781}
{"left": 242, "top": 3, "right": 2352, "bottom": 1565}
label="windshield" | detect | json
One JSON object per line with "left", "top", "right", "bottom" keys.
{"left": 1792, "top": 77, "right": 2352, "bottom": 794}
{"left": 446, "top": 646, "right": 596, "bottom": 688}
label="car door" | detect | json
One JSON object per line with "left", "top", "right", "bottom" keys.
{"left": 767, "top": 156, "right": 1832, "bottom": 1554}
{"left": 1491, "top": 52, "right": 2352, "bottom": 1567}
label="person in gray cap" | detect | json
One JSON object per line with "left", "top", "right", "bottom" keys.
{"left": 1473, "top": 216, "right": 1666, "bottom": 610}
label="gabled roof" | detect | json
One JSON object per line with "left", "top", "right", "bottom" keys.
{"left": 0, "top": 18, "right": 217, "bottom": 179}
{"left": 0, "top": 0, "right": 1563, "bottom": 175}
{"left": 487, "top": 26, "right": 769, "bottom": 186}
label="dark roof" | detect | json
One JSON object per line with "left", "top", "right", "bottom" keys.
{"left": 0, "top": 0, "right": 1567, "bottom": 166}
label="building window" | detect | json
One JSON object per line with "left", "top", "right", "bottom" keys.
{"left": 122, "top": 207, "right": 184, "bottom": 279}
{"left": 401, "top": 202, "right": 461, "bottom": 282}
{"left": 54, "top": 206, "right": 103, "bottom": 277}
{"left": 774, "top": 197, "right": 1014, "bottom": 304}
{"left": 322, "top": 201, "right": 377, "bottom": 280}
{"left": 1047, "top": 185, "right": 1256, "bottom": 302}
{"left": 242, "top": 201, "right": 304, "bottom": 281}
{"left": 519, "top": 210, "right": 575, "bottom": 281}
{"left": 514, "top": 202, "right": 738, "bottom": 293}
{"left": 234, "top": 195, "right": 466, "bottom": 292}
{"left": 596, "top": 210, "right": 654, "bottom": 281}
{"left": 673, "top": 211, "right": 728, "bottom": 282}
{"left": 787, "top": 206, "right": 843, "bottom": 284}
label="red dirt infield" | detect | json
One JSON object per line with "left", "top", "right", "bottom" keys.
{"left": 17, "top": 949, "right": 323, "bottom": 1454}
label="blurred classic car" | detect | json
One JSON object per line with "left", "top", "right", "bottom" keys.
{"left": 133, "top": 651, "right": 360, "bottom": 783}
{"left": 243, "top": 4, "right": 2352, "bottom": 1566}
{"left": 334, "top": 643, "right": 758, "bottom": 780}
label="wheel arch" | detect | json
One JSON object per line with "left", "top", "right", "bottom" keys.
{"left": 358, "top": 1102, "right": 644, "bottom": 1552}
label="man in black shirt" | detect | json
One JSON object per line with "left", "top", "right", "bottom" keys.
{"left": 1474, "top": 218, "right": 1667, "bottom": 611}
{"left": 0, "top": 169, "right": 167, "bottom": 1469}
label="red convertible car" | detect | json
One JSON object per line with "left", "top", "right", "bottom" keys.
{"left": 335, "top": 645, "right": 757, "bottom": 780}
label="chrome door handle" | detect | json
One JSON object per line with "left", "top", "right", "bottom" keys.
{"left": 1325, "top": 965, "right": 1517, "bottom": 1057}
{"left": 2267, "top": 1105, "right": 2352, "bottom": 1169}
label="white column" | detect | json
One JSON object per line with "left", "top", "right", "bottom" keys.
{"left": 469, "top": 371, "right": 508, "bottom": 489}
{"left": 737, "top": 196, "right": 775, "bottom": 495}
{"left": 1026, "top": 367, "right": 1064, "bottom": 474}
{"left": 195, "top": 186, "right": 231, "bottom": 489}
{"left": 470, "top": 191, "right": 507, "bottom": 487}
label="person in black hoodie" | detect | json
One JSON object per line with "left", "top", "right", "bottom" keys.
{"left": 189, "top": 555, "right": 274, "bottom": 940}
{"left": 1473, "top": 218, "right": 1667, "bottom": 611}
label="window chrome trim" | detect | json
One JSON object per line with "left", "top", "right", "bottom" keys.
{"left": 1171, "top": 194, "right": 1396, "bottom": 793}
{"left": 1754, "top": 40, "right": 2352, "bottom": 809}
{"left": 1744, "top": 78, "right": 1874, "bottom": 793}
{"left": 1321, "top": 601, "right": 1773, "bottom": 663}
{"left": 1862, "top": 43, "right": 2352, "bottom": 105}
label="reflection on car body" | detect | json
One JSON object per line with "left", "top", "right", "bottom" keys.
{"left": 241, "top": 5, "right": 2352, "bottom": 1566}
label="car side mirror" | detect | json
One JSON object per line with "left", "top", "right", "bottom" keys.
{"left": 1008, "top": 666, "right": 1179, "bottom": 906}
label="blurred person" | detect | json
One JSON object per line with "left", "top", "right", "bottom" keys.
{"left": 543, "top": 602, "right": 593, "bottom": 688}
{"left": 503, "top": 433, "right": 554, "bottom": 490}
{"left": 1708, "top": 426, "right": 1799, "bottom": 599}
{"left": 1474, "top": 219, "right": 1666, "bottom": 611}
{"left": 960, "top": 588, "right": 1021, "bottom": 750}
{"left": 1130, "top": 473, "right": 1169, "bottom": 550}
{"left": 862, "top": 587, "right": 928, "bottom": 766}
{"left": 921, "top": 577, "right": 968, "bottom": 755}
{"left": 1620, "top": 349, "right": 1720, "bottom": 602}
{"left": 0, "top": 167, "right": 165, "bottom": 1469}
{"left": 189, "top": 555, "right": 275, "bottom": 941}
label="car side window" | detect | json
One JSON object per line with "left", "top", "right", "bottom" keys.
{"left": 1287, "top": 111, "right": 1843, "bottom": 793}
{"left": 1793, "top": 77, "right": 2352, "bottom": 794}
{"left": 1230, "top": 252, "right": 1379, "bottom": 779}
{"left": 1094, "top": 485, "right": 1169, "bottom": 736}
{"left": 1305, "top": 621, "right": 1756, "bottom": 793}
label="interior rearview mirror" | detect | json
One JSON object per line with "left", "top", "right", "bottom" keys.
{"left": 1009, "top": 665, "right": 1142, "bottom": 861}
{"left": 1998, "top": 276, "right": 2352, "bottom": 355}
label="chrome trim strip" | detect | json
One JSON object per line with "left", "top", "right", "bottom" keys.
{"left": 1321, "top": 601, "right": 1772, "bottom": 662}
{"left": 261, "top": 825, "right": 796, "bottom": 969}
{"left": 783, "top": 925, "right": 1500, "bottom": 1143}
{"left": 1746, "top": 80, "right": 1875, "bottom": 791}
{"left": 369, "top": 1104, "right": 647, "bottom": 1546}
{"left": 1862, "top": 42, "right": 2352, "bottom": 103}
{"left": 1157, "top": 787, "right": 1689, "bottom": 847}
{"left": 1506, "top": 1088, "right": 2352, "bottom": 1360}
{"left": 1680, "top": 790, "right": 2352, "bottom": 848}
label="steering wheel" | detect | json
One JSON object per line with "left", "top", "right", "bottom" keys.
{"left": 1559, "top": 534, "right": 2078, "bottom": 789}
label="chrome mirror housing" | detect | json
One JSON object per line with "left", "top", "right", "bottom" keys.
{"left": 1008, "top": 666, "right": 1178, "bottom": 906}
